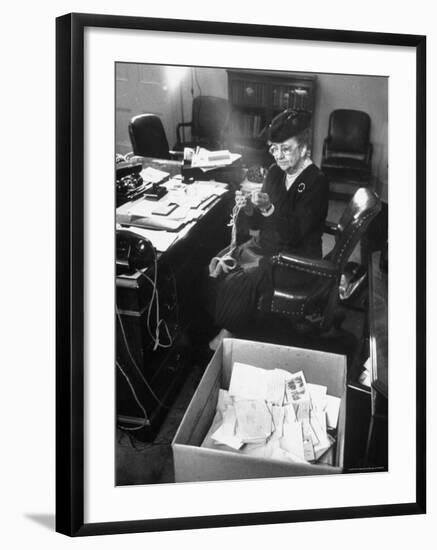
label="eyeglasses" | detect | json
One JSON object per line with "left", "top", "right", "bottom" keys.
{"left": 268, "top": 142, "right": 300, "bottom": 157}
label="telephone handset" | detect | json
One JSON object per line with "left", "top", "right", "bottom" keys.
{"left": 116, "top": 229, "right": 155, "bottom": 274}
{"left": 116, "top": 162, "right": 144, "bottom": 204}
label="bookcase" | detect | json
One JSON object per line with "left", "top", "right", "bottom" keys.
{"left": 227, "top": 69, "right": 316, "bottom": 165}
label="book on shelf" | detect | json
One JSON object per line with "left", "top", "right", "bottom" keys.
{"left": 231, "top": 80, "right": 266, "bottom": 106}
{"left": 239, "top": 113, "right": 264, "bottom": 138}
{"left": 272, "top": 86, "right": 310, "bottom": 110}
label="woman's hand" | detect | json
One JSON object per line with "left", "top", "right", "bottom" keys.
{"left": 235, "top": 190, "right": 254, "bottom": 214}
{"left": 251, "top": 191, "right": 272, "bottom": 212}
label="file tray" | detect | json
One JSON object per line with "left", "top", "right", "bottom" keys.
{"left": 172, "top": 338, "right": 347, "bottom": 482}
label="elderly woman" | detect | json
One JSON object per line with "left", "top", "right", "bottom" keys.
{"left": 209, "top": 109, "right": 329, "bottom": 344}
{"left": 235, "top": 108, "right": 329, "bottom": 263}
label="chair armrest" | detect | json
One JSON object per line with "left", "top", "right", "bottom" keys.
{"left": 324, "top": 220, "right": 339, "bottom": 235}
{"left": 176, "top": 121, "right": 193, "bottom": 145}
{"left": 272, "top": 252, "right": 338, "bottom": 278}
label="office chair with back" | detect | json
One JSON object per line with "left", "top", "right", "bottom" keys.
{"left": 321, "top": 109, "right": 373, "bottom": 185}
{"left": 259, "top": 187, "right": 381, "bottom": 334}
{"left": 128, "top": 113, "right": 181, "bottom": 160}
{"left": 174, "top": 95, "right": 231, "bottom": 151}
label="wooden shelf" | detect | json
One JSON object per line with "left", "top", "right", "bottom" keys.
{"left": 227, "top": 70, "right": 316, "bottom": 165}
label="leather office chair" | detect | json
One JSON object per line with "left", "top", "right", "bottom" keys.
{"left": 129, "top": 114, "right": 178, "bottom": 159}
{"left": 174, "top": 95, "right": 230, "bottom": 151}
{"left": 321, "top": 109, "right": 373, "bottom": 184}
{"left": 260, "top": 187, "right": 381, "bottom": 333}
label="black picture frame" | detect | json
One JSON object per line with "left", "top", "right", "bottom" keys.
{"left": 56, "top": 12, "right": 426, "bottom": 537}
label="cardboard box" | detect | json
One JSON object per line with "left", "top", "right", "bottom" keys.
{"left": 172, "top": 338, "right": 347, "bottom": 482}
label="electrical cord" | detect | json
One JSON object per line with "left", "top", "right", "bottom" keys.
{"left": 116, "top": 307, "right": 169, "bottom": 410}
{"left": 116, "top": 360, "right": 149, "bottom": 431}
{"left": 116, "top": 242, "right": 181, "bottom": 431}
{"left": 136, "top": 250, "right": 174, "bottom": 351}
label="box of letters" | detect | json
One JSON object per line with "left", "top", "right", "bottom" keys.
{"left": 172, "top": 338, "right": 347, "bottom": 482}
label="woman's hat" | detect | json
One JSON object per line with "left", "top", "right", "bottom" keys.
{"left": 268, "top": 109, "right": 312, "bottom": 143}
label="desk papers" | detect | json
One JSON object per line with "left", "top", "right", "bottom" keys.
{"left": 116, "top": 226, "right": 179, "bottom": 252}
{"left": 116, "top": 180, "right": 228, "bottom": 251}
{"left": 140, "top": 166, "right": 170, "bottom": 184}
{"left": 190, "top": 148, "right": 242, "bottom": 171}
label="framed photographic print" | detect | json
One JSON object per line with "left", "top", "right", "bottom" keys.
{"left": 56, "top": 12, "right": 426, "bottom": 536}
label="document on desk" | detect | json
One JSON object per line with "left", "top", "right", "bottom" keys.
{"left": 190, "top": 148, "right": 241, "bottom": 171}
{"left": 117, "top": 226, "right": 179, "bottom": 252}
{"left": 140, "top": 166, "right": 170, "bottom": 184}
{"left": 121, "top": 200, "right": 173, "bottom": 218}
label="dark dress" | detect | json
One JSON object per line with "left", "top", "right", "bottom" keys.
{"left": 243, "top": 162, "right": 329, "bottom": 258}
{"left": 211, "top": 162, "right": 329, "bottom": 332}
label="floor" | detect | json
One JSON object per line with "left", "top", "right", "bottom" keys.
{"left": 116, "top": 196, "right": 377, "bottom": 486}
{"left": 117, "top": 359, "right": 210, "bottom": 485}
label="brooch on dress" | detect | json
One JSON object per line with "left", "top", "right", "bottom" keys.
{"left": 297, "top": 182, "right": 306, "bottom": 193}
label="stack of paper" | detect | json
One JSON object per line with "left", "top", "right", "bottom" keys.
{"left": 206, "top": 362, "right": 341, "bottom": 465}
{"left": 189, "top": 148, "right": 241, "bottom": 171}
{"left": 140, "top": 166, "right": 170, "bottom": 184}
{"left": 116, "top": 225, "right": 179, "bottom": 253}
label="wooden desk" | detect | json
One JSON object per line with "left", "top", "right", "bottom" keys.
{"left": 116, "top": 171, "right": 232, "bottom": 440}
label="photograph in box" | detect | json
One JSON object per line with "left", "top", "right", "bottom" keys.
{"left": 172, "top": 338, "right": 346, "bottom": 483}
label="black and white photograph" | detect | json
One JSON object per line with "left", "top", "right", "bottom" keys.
{"left": 114, "top": 62, "right": 389, "bottom": 486}
{"left": 2, "top": 0, "right": 435, "bottom": 546}
{"left": 52, "top": 11, "right": 426, "bottom": 538}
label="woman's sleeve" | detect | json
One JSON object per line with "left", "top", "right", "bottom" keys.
{"left": 242, "top": 167, "right": 276, "bottom": 231}
{"left": 246, "top": 165, "right": 277, "bottom": 229}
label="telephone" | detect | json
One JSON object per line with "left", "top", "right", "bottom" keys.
{"left": 116, "top": 229, "right": 155, "bottom": 274}
{"left": 116, "top": 162, "right": 144, "bottom": 204}
{"left": 143, "top": 182, "right": 168, "bottom": 200}
{"left": 116, "top": 161, "right": 169, "bottom": 204}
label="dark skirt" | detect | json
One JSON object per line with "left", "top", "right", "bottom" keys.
{"left": 209, "top": 238, "right": 271, "bottom": 333}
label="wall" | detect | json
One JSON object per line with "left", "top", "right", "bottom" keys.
{"left": 179, "top": 66, "right": 228, "bottom": 134}
{"left": 117, "top": 65, "right": 388, "bottom": 193}
{"left": 116, "top": 64, "right": 227, "bottom": 154}
{"left": 312, "top": 74, "right": 388, "bottom": 189}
